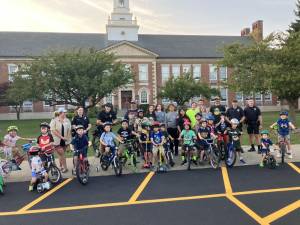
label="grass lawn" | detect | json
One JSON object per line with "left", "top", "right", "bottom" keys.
{"left": 0, "top": 112, "right": 299, "bottom": 157}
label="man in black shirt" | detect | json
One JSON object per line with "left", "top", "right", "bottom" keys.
{"left": 96, "top": 103, "right": 117, "bottom": 136}
{"left": 210, "top": 97, "right": 226, "bottom": 124}
{"left": 225, "top": 100, "right": 245, "bottom": 131}
{"left": 243, "top": 98, "right": 263, "bottom": 152}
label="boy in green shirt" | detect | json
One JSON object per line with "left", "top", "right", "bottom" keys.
{"left": 179, "top": 122, "right": 197, "bottom": 165}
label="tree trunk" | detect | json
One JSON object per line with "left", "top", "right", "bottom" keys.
{"left": 14, "top": 106, "right": 22, "bottom": 120}
{"left": 287, "top": 99, "right": 298, "bottom": 125}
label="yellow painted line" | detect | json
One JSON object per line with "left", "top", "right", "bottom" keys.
{"left": 221, "top": 167, "right": 232, "bottom": 194}
{"left": 128, "top": 172, "right": 155, "bottom": 203}
{"left": 18, "top": 178, "right": 73, "bottom": 212}
{"left": 227, "top": 195, "right": 269, "bottom": 225}
{"left": 0, "top": 193, "right": 226, "bottom": 217}
{"left": 264, "top": 200, "right": 300, "bottom": 223}
{"left": 233, "top": 186, "right": 300, "bottom": 196}
{"left": 288, "top": 162, "right": 300, "bottom": 174}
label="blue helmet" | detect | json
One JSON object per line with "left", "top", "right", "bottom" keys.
{"left": 280, "top": 111, "right": 288, "bottom": 116}
{"left": 206, "top": 114, "right": 215, "bottom": 121}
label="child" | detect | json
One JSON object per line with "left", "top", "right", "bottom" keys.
{"left": 134, "top": 109, "right": 150, "bottom": 133}
{"left": 215, "top": 112, "right": 229, "bottom": 149}
{"left": 139, "top": 122, "right": 153, "bottom": 168}
{"left": 37, "top": 122, "right": 54, "bottom": 164}
{"left": 70, "top": 125, "right": 89, "bottom": 174}
{"left": 117, "top": 119, "right": 138, "bottom": 156}
{"left": 206, "top": 114, "right": 216, "bottom": 136}
{"left": 151, "top": 122, "right": 165, "bottom": 168}
{"left": 270, "top": 111, "right": 296, "bottom": 159}
{"left": 179, "top": 121, "right": 197, "bottom": 165}
{"left": 194, "top": 113, "right": 202, "bottom": 133}
{"left": 160, "top": 123, "right": 173, "bottom": 149}
{"left": 228, "top": 119, "right": 246, "bottom": 164}
{"left": 3, "top": 126, "right": 32, "bottom": 160}
{"left": 260, "top": 130, "right": 273, "bottom": 167}
{"left": 28, "top": 146, "right": 49, "bottom": 191}
{"left": 100, "top": 122, "right": 123, "bottom": 156}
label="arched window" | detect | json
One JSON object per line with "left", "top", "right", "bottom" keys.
{"left": 139, "top": 88, "right": 149, "bottom": 104}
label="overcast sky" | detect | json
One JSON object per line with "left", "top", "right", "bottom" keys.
{"left": 0, "top": 0, "right": 297, "bottom": 36}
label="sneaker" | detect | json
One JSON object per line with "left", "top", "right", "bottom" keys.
{"left": 259, "top": 162, "right": 264, "bottom": 168}
{"left": 240, "top": 159, "right": 246, "bottom": 164}
{"left": 248, "top": 148, "right": 255, "bottom": 152}
{"left": 181, "top": 159, "right": 187, "bottom": 165}
{"left": 192, "top": 159, "right": 198, "bottom": 165}
{"left": 28, "top": 185, "right": 33, "bottom": 192}
{"left": 288, "top": 154, "right": 293, "bottom": 159}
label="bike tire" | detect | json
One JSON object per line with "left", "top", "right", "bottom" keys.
{"left": 187, "top": 149, "right": 191, "bottom": 171}
{"left": 167, "top": 151, "right": 175, "bottom": 167}
{"left": 210, "top": 147, "right": 220, "bottom": 169}
{"left": 76, "top": 161, "right": 88, "bottom": 185}
{"left": 130, "top": 153, "right": 137, "bottom": 172}
{"left": 0, "top": 175, "right": 4, "bottom": 195}
{"left": 47, "top": 165, "right": 62, "bottom": 184}
{"left": 100, "top": 155, "right": 109, "bottom": 171}
{"left": 226, "top": 148, "right": 237, "bottom": 168}
{"left": 280, "top": 143, "right": 286, "bottom": 164}
{"left": 113, "top": 157, "right": 122, "bottom": 176}
{"left": 267, "top": 155, "right": 277, "bottom": 169}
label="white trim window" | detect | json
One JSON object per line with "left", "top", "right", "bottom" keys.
{"left": 235, "top": 92, "right": 243, "bottom": 102}
{"left": 172, "top": 64, "right": 180, "bottom": 78}
{"left": 161, "top": 64, "right": 170, "bottom": 83}
{"left": 220, "top": 87, "right": 228, "bottom": 102}
{"left": 7, "top": 64, "right": 18, "bottom": 82}
{"left": 193, "top": 64, "right": 201, "bottom": 80}
{"left": 182, "top": 64, "right": 191, "bottom": 74}
{"left": 138, "top": 64, "right": 148, "bottom": 81}
{"left": 255, "top": 93, "right": 262, "bottom": 101}
{"left": 162, "top": 98, "right": 170, "bottom": 105}
{"left": 139, "top": 88, "right": 149, "bottom": 104}
{"left": 23, "top": 100, "right": 33, "bottom": 112}
{"left": 264, "top": 92, "right": 272, "bottom": 101}
{"left": 220, "top": 67, "right": 227, "bottom": 81}
{"left": 209, "top": 64, "right": 217, "bottom": 81}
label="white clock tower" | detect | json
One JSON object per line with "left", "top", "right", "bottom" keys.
{"left": 106, "top": 0, "right": 139, "bottom": 41}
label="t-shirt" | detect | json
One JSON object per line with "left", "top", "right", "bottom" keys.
{"left": 140, "top": 129, "right": 151, "bottom": 143}
{"left": 71, "top": 134, "right": 89, "bottom": 150}
{"left": 124, "top": 109, "right": 138, "bottom": 127}
{"left": 210, "top": 105, "right": 226, "bottom": 124}
{"left": 100, "top": 132, "right": 117, "bottom": 147}
{"left": 151, "top": 131, "right": 164, "bottom": 145}
{"left": 166, "top": 112, "right": 178, "bottom": 128}
{"left": 3, "top": 134, "right": 20, "bottom": 151}
{"left": 117, "top": 128, "right": 133, "bottom": 141}
{"left": 31, "top": 156, "right": 44, "bottom": 173}
{"left": 261, "top": 138, "right": 273, "bottom": 149}
{"left": 97, "top": 110, "right": 117, "bottom": 124}
{"left": 228, "top": 128, "right": 241, "bottom": 142}
{"left": 198, "top": 127, "right": 211, "bottom": 139}
{"left": 145, "top": 112, "right": 157, "bottom": 124}
{"left": 177, "top": 115, "right": 191, "bottom": 131}
{"left": 277, "top": 119, "right": 290, "bottom": 136}
{"left": 71, "top": 115, "right": 90, "bottom": 130}
{"left": 216, "top": 122, "right": 228, "bottom": 134}
{"left": 181, "top": 129, "right": 196, "bottom": 146}
{"left": 244, "top": 106, "right": 261, "bottom": 124}
{"left": 155, "top": 111, "right": 166, "bottom": 124}
{"left": 186, "top": 108, "right": 200, "bottom": 128}
{"left": 226, "top": 106, "right": 244, "bottom": 121}
{"left": 37, "top": 134, "right": 54, "bottom": 153}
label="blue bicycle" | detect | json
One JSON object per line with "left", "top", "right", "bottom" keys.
{"left": 97, "top": 146, "right": 122, "bottom": 176}
{"left": 226, "top": 141, "right": 237, "bottom": 168}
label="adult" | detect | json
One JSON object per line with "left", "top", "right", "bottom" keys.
{"left": 177, "top": 108, "right": 191, "bottom": 134}
{"left": 96, "top": 103, "right": 117, "bottom": 136}
{"left": 225, "top": 99, "right": 244, "bottom": 130}
{"left": 186, "top": 102, "right": 200, "bottom": 128}
{"left": 145, "top": 104, "right": 157, "bottom": 124}
{"left": 71, "top": 106, "right": 92, "bottom": 137}
{"left": 124, "top": 101, "right": 138, "bottom": 130}
{"left": 155, "top": 104, "right": 166, "bottom": 124}
{"left": 50, "top": 107, "right": 72, "bottom": 173}
{"left": 210, "top": 97, "right": 226, "bottom": 124}
{"left": 166, "top": 104, "right": 179, "bottom": 155}
{"left": 244, "top": 98, "right": 262, "bottom": 152}
{"left": 198, "top": 99, "right": 208, "bottom": 119}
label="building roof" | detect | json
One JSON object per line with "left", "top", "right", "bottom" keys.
{"left": 0, "top": 32, "right": 252, "bottom": 58}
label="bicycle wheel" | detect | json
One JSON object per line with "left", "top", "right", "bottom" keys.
{"left": 226, "top": 147, "right": 237, "bottom": 168}
{"left": 187, "top": 149, "right": 192, "bottom": 171}
{"left": 210, "top": 146, "right": 220, "bottom": 169}
{"left": 113, "top": 157, "right": 122, "bottom": 176}
{"left": 130, "top": 153, "right": 137, "bottom": 172}
{"left": 167, "top": 151, "right": 175, "bottom": 167}
{"left": 47, "top": 165, "right": 62, "bottom": 184}
{"left": 280, "top": 143, "right": 286, "bottom": 164}
{"left": 0, "top": 175, "right": 4, "bottom": 195}
{"left": 100, "top": 155, "right": 109, "bottom": 171}
{"left": 76, "top": 161, "right": 88, "bottom": 185}
{"left": 267, "top": 155, "right": 276, "bottom": 169}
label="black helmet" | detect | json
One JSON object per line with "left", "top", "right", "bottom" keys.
{"left": 138, "top": 109, "right": 144, "bottom": 113}
{"left": 121, "top": 119, "right": 129, "bottom": 124}
{"left": 40, "top": 122, "right": 50, "bottom": 129}
{"left": 103, "top": 122, "right": 112, "bottom": 128}
{"left": 104, "top": 103, "right": 113, "bottom": 108}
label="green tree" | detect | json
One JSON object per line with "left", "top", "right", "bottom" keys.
{"left": 158, "top": 73, "right": 219, "bottom": 106}
{"left": 289, "top": 0, "right": 300, "bottom": 33}
{"left": 20, "top": 48, "right": 132, "bottom": 111}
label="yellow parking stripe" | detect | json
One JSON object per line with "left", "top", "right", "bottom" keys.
{"left": 18, "top": 178, "right": 73, "bottom": 212}
{"left": 264, "top": 200, "right": 300, "bottom": 223}
{"left": 221, "top": 167, "right": 232, "bottom": 194}
{"left": 233, "top": 186, "right": 300, "bottom": 196}
{"left": 288, "top": 162, "right": 300, "bottom": 174}
{"left": 227, "top": 195, "right": 269, "bottom": 225}
{"left": 128, "top": 172, "right": 154, "bottom": 203}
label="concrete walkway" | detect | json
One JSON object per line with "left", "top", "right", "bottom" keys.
{"left": 5, "top": 145, "right": 300, "bottom": 183}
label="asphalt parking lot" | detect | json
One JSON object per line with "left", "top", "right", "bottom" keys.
{"left": 0, "top": 162, "right": 300, "bottom": 225}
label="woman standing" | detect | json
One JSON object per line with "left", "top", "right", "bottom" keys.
{"left": 166, "top": 104, "right": 179, "bottom": 156}
{"left": 145, "top": 105, "right": 157, "bottom": 124}
{"left": 50, "top": 107, "right": 72, "bottom": 173}
{"left": 177, "top": 108, "right": 191, "bottom": 134}
{"left": 71, "top": 106, "right": 92, "bottom": 138}
{"left": 155, "top": 104, "right": 166, "bottom": 124}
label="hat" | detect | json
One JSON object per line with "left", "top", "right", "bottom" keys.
{"left": 75, "top": 125, "right": 85, "bottom": 131}
{"left": 103, "top": 122, "right": 112, "bottom": 128}
{"left": 40, "top": 122, "right": 50, "bottom": 129}
{"left": 57, "top": 107, "right": 67, "bottom": 113}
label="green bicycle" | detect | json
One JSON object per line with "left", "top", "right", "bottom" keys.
{"left": 120, "top": 140, "right": 139, "bottom": 172}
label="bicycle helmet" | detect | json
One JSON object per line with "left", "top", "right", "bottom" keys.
{"left": 279, "top": 111, "right": 288, "bottom": 116}
{"left": 141, "top": 122, "right": 151, "bottom": 128}
{"left": 153, "top": 121, "right": 160, "bottom": 127}
{"left": 7, "top": 126, "right": 18, "bottom": 132}
{"left": 230, "top": 118, "right": 239, "bottom": 125}
{"left": 40, "top": 122, "right": 50, "bottom": 129}
{"left": 28, "top": 146, "right": 40, "bottom": 155}
{"left": 103, "top": 122, "right": 112, "bottom": 128}
{"left": 121, "top": 119, "right": 129, "bottom": 124}
{"left": 160, "top": 123, "right": 166, "bottom": 127}
{"left": 200, "top": 118, "right": 207, "bottom": 123}
{"left": 137, "top": 109, "right": 144, "bottom": 113}
{"left": 75, "top": 125, "right": 85, "bottom": 131}
{"left": 206, "top": 115, "right": 215, "bottom": 121}
{"left": 261, "top": 130, "right": 269, "bottom": 135}
{"left": 104, "top": 103, "right": 113, "bottom": 108}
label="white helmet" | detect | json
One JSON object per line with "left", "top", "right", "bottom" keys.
{"left": 230, "top": 118, "right": 239, "bottom": 125}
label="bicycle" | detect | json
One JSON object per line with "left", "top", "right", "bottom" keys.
{"left": 155, "top": 144, "right": 168, "bottom": 173}
{"left": 97, "top": 146, "right": 122, "bottom": 176}
{"left": 262, "top": 150, "right": 277, "bottom": 169}
{"left": 164, "top": 140, "right": 175, "bottom": 167}
{"left": 183, "top": 144, "right": 196, "bottom": 171}
{"left": 202, "top": 139, "right": 220, "bottom": 169}
{"left": 225, "top": 141, "right": 237, "bottom": 168}
{"left": 74, "top": 149, "right": 90, "bottom": 185}
{"left": 120, "top": 140, "right": 138, "bottom": 173}
{"left": 41, "top": 150, "right": 62, "bottom": 185}
{"left": 0, "top": 159, "right": 10, "bottom": 195}
{"left": 216, "top": 133, "right": 227, "bottom": 161}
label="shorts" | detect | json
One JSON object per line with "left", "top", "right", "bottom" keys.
{"left": 142, "top": 143, "right": 152, "bottom": 153}
{"left": 182, "top": 144, "right": 195, "bottom": 152}
{"left": 261, "top": 148, "right": 270, "bottom": 155}
{"left": 247, "top": 123, "right": 259, "bottom": 134}
{"left": 196, "top": 140, "right": 209, "bottom": 151}
{"left": 152, "top": 145, "right": 164, "bottom": 156}
{"left": 31, "top": 169, "right": 46, "bottom": 178}
{"left": 278, "top": 134, "right": 290, "bottom": 142}
{"left": 73, "top": 147, "right": 88, "bottom": 158}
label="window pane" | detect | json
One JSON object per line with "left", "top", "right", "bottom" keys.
{"left": 8, "top": 64, "right": 18, "bottom": 82}
{"left": 235, "top": 92, "right": 243, "bottom": 101}
{"left": 255, "top": 93, "right": 262, "bottom": 101}
{"left": 140, "top": 90, "right": 148, "bottom": 104}
{"left": 220, "top": 88, "right": 228, "bottom": 101}
{"left": 209, "top": 64, "right": 217, "bottom": 81}
{"left": 172, "top": 65, "right": 180, "bottom": 78}
{"left": 220, "top": 67, "right": 227, "bottom": 80}
{"left": 139, "top": 64, "right": 148, "bottom": 81}
{"left": 193, "top": 65, "right": 201, "bottom": 79}
{"left": 106, "top": 94, "right": 113, "bottom": 104}
{"left": 264, "top": 92, "right": 272, "bottom": 101}
{"left": 182, "top": 64, "right": 191, "bottom": 74}
{"left": 161, "top": 65, "right": 170, "bottom": 82}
